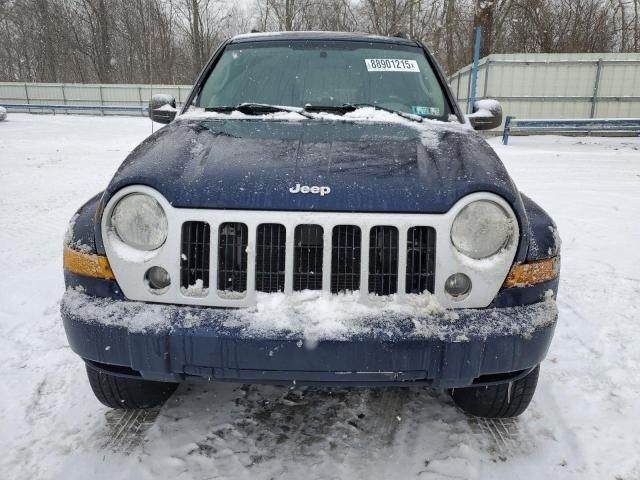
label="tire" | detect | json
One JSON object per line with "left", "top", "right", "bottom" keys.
{"left": 450, "top": 365, "right": 540, "bottom": 418}
{"left": 86, "top": 364, "right": 178, "bottom": 409}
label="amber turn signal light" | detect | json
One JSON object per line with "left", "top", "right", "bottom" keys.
{"left": 63, "top": 248, "right": 115, "bottom": 280}
{"left": 503, "top": 257, "right": 559, "bottom": 288}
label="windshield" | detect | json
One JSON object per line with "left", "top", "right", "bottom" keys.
{"left": 193, "top": 40, "right": 452, "bottom": 120}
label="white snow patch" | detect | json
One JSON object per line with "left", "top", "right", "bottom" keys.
{"left": 180, "top": 109, "right": 307, "bottom": 122}
{"left": 548, "top": 224, "right": 562, "bottom": 254}
{"left": 2, "top": 115, "right": 640, "bottom": 480}
{"left": 156, "top": 103, "right": 177, "bottom": 112}
{"left": 181, "top": 279, "right": 208, "bottom": 297}
{"left": 63, "top": 213, "right": 93, "bottom": 253}
{"left": 61, "top": 287, "right": 556, "bottom": 342}
{"left": 217, "top": 290, "right": 247, "bottom": 299}
{"left": 189, "top": 138, "right": 207, "bottom": 158}
{"left": 179, "top": 105, "right": 471, "bottom": 134}
{"left": 106, "top": 230, "right": 156, "bottom": 263}
{"left": 225, "top": 290, "right": 452, "bottom": 342}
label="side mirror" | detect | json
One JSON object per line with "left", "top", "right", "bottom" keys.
{"left": 148, "top": 94, "right": 177, "bottom": 124}
{"left": 466, "top": 99, "right": 503, "bottom": 130}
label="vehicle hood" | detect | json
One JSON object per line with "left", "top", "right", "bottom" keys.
{"left": 106, "top": 116, "right": 524, "bottom": 216}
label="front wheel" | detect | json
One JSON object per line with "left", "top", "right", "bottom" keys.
{"left": 86, "top": 364, "right": 178, "bottom": 409}
{"left": 450, "top": 365, "right": 540, "bottom": 418}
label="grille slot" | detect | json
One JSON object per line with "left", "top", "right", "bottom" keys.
{"left": 331, "top": 225, "right": 361, "bottom": 293}
{"left": 180, "top": 221, "right": 211, "bottom": 293}
{"left": 368, "top": 226, "right": 399, "bottom": 295}
{"left": 406, "top": 227, "right": 436, "bottom": 294}
{"left": 294, "top": 224, "right": 324, "bottom": 291}
{"left": 256, "top": 223, "right": 286, "bottom": 293}
{"left": 218, "top": 222, "right": 248, "bottom": 293}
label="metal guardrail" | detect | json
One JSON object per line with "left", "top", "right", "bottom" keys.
{"left": 449, "top": 54, "right": 640, "bottom": 122}
{"left": 501, "top": 116, "right": 640, "bottom": 144}
{"left": 1, "top": 103, "right": 147, "bottom": 114}
{"left": 0, "top": 82, "right": 192, "bottom": 117}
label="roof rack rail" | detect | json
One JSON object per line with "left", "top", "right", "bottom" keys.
{"left": 250, "top": 29, "right": 261, "bottom": 33}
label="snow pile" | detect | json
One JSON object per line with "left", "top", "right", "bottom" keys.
{"left": 179, "top": 105, "right": 472, "bottom": 134}
{"left": 62, "top": 287, "right": 557, "bottom": 343}
{"left": 180, "top": 108, "right": 307, "bottom": 123}
{"left": 228, "top": 289, "right": 557, "bottom": 343}
{"left": 181, "top": 279, "right": 209, "bottom": 297}
{"left": 225, "top": 290, "right": 454, "bottom": 343}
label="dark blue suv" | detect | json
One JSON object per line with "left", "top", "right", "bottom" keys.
{"left": 62, "top": 32, "right": 560, "bottom": 418}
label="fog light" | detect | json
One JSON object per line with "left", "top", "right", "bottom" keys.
{"left": 445, "top": 273, "right": 471, "bottom": 298}
{"left": 145, "top": 266, "right": 170, "bottom": 293}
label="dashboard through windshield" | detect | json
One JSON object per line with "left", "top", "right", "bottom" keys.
{"left": 193, "top": 40, "right": 452, "bottom": 121}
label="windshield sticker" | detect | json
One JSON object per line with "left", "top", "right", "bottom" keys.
{"left": 412, "top": 106, "right": 440, "bottom": 117}
{"left": 365, "top": 59, "right": 420, "bottom": 72}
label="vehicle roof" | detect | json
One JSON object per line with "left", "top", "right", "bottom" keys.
{"left": 230, "top": 31, "right": 419, "bottom": 46}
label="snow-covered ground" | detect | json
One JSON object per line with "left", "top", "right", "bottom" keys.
{"left": 1, "top": 114, "right": 639, "bottom": 480}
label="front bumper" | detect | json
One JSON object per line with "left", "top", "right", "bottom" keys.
{"left": 61, "top": 289, "right": 557, "bottom": 388}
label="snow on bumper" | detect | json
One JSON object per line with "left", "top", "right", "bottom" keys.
{"left": 61, "top": 290, "right": 558, "bottom": 387}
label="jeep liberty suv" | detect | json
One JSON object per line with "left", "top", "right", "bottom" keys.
{"left": 62, "top": 31, "right": 560, "bottom": 418}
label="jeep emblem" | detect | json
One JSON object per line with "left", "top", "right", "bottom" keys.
{"left": 289, "top": 183, "right": 331, "bottom": 196}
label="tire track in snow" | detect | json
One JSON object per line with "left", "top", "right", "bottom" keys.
{"left": 370, "top": 388, "right": 408, "bottom": 445}
{"left": 468, "top": 417, "right": 523, "bottom": 461}
{"left": 99, "top": 407, "right": 160, "bottom": 454}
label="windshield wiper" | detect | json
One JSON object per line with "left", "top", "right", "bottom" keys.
{"left": 205, "top": 103, "right": 314, "bottom": 118}
{"left": 204, "top": 102, "right": 423, "bottom": 122}
{"left": 303, "top": 103, "right": 422, "bottom": 123}
{"left": 302, "top": 104, "right": 355, "bottom": 114}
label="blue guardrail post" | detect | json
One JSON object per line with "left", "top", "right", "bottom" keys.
{"left": 502, "top": 115, "right": 513, "bottom": 145}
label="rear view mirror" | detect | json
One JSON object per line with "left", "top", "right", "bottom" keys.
{"left": 148, "top": 94, "right": 177, "bottom": 124}
{"left": 467, "top": 99, "right": 503, "bottom": 130}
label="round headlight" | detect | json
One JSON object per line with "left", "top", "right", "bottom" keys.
{"left": 451, "top": 200, "right": 512, "bottom": 259}
{"left": 111, "top": 193, "right": 168, "bottom": 251}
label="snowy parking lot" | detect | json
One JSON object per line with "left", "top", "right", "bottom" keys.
{"left": 1, "top": 113, "right": 639, "bottom": 480}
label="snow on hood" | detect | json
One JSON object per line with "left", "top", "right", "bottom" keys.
{"left": 105, "top": 112, "right": 524, "bottom": 217}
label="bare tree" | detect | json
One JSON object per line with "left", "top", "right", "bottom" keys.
{"left": 0, "top": 0, "right": 638, "bottom": 83}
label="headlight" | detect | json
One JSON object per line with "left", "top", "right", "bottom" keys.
{"left": 111, "top": 193, "right": 168, "bottom": 250}
{"left": 451, "top": 200, "right": 513, "bottom": 259}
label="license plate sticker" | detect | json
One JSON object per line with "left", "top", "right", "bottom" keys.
{"left": 365, "top": 59, "right": 420, "bottom": 72}
{"left": 412, "top": 106, "right": 441, "bottom": 116}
